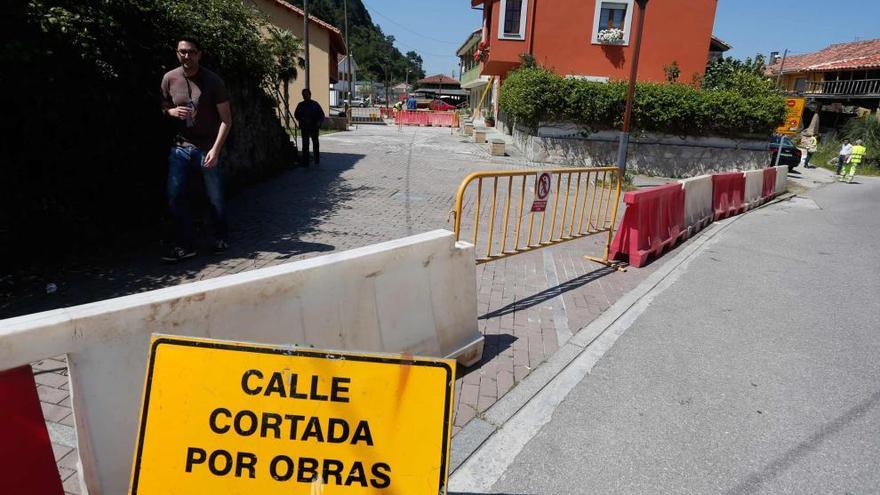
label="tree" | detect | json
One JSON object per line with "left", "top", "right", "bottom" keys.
{"left": 268, "top": 27, "right": 305, "bottom": 130}
{"left": 405, "top": 51, "right": 425, "bottom": 80}
{"left": 286, "top": 0, "right": 415, "bottom": 84}
{"left": 703, "top": 55, "right": 771, "bottom": 93}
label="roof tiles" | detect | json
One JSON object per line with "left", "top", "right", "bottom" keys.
{"left": 767, "top": 39, "right": 880, "bottom": 74}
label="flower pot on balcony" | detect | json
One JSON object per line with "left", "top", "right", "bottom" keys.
{"left": 597, "top": 28, "right": 625, "bottom": 45}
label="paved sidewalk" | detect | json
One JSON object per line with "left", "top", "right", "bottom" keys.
{"left": 7, "top": 124, "right": 659, "bottom": 492}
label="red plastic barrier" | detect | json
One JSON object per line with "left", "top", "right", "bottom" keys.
{"left": 395, "top": 111, "right": 457, "bottom": 127}
{"left": 609, "top": 183, "right": 686, "bottom": 268}
{"left": 712, "top": 172, "right": 746, "bottom": 220}
{"left": 428, "top": 112, "right": 456, "bottom": 127}
{"left": 0, "top": 366, "right": 65, "bottom": 494}
{"left": 762, "top": 167, "right": 777, "bottom": 201}
{"left": 396, "top": 111, "right": 428, "bottom": 126}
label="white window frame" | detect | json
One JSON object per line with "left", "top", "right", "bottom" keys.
{"left": 498, "top": 0, "right": 528, "bottom": 41}
{"left": 591, "top": 0, "right": 635, "bottom": 46}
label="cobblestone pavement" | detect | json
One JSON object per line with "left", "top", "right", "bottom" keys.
{"left": 7, "top": 124, "right": 659, "bottom": 491}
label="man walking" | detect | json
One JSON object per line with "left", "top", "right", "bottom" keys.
{"left": 836, "top": 138, "right": 852, "bottom": 176}
{"left": 841, "top": 139, "right": 867, "bottom": 183}
{"left": 294, "top": 88, "right": 324, "bottom": 165}
{"left": 160, "top": 36, "right": 232, "bottom": 262}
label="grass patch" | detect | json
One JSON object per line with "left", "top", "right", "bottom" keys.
{"left": 813, "top": 137, "right": 880, "bottom": 177}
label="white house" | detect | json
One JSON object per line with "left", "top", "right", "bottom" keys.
{"left": 330, "top": 55, "right": 358, "bottom": 107}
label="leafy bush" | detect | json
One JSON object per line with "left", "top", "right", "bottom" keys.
{"left": 813, "top": 117, "right": 880, "bottom": 173}
{"left": 842, "top": 116, "right": 880, "bottom": 163}
{"left": 500, "top": 67, "right": 786, "bottom": 138}
{"left": 702, "top": 55, "right": 768, "bottom": 91}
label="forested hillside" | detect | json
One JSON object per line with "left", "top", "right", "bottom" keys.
{"left": 286, "top": 0, "right": 425, "bottom": 83}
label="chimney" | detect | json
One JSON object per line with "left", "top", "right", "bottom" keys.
{"left": 770, "top": 51, "right": 780, "bottom": 64}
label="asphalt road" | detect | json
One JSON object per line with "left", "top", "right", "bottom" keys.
{"left": 489, "top": 176, "right": 880, "bottom": 494}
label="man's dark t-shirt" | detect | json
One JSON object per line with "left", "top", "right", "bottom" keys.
{"left": 294, "top": 100, "right": 325, "bottom": 131}
{"left": 161, "top": 66, "right": 229, "bottom": 150}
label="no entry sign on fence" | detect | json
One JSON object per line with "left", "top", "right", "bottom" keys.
{"left": 531, "top": 172, "right": 552, "bottom": 212}
{"left": 129, "top": 335, "right": 455, "bottom": 494}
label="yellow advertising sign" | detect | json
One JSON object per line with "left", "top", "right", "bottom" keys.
{"left": 777, "top": 97, "right": 806, "bottom": 135}
{"left": 130, "top": 335, "right": 455, "bottom": 494}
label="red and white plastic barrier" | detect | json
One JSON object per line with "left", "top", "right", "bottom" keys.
{"left": 774, "top": 166, "right": 788, "bottom": 195}
{"left": 679, "top": 175, "right": 713, "bottom": 237}
{"left": 0, "top": 366, "right": 64, "bottom": 494}
{"left": 743, "top": 169, "right": 764, "bottom": 210}
{"left": 610, "top": 167, "right": 787, "bottom": 268}
{"left": 712, "top": 172, "right": 746, "bottom": 220}
{"left": 761, "top": 167, "right": 777, "bottom": 204}
{"left": 609, "top": 183, "right": 686, "bottom": 268}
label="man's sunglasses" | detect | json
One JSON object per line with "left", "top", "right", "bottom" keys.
{"left": 177, "top": 49, "right": 199, "bottom": 56}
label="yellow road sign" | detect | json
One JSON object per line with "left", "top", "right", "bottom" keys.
{"left": 777, "top": 97, "right": 806, "bottom": 135}
{"left": 130, "top": 335, "right": 455, "bottom": 494}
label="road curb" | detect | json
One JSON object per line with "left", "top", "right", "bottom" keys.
{"left": 448, "top": 207, "right": 751, "bottom": 488}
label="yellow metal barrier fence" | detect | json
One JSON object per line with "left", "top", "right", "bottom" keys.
{"left": 450, "top": 167, "right": 625, "bottom": 268}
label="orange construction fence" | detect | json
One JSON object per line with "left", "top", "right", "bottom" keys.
{"left": 395, "top": 110, "right": 459, "bottom": 128}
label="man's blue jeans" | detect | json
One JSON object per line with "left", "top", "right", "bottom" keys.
{"left": 167, "top": 145, "right": 227, "bottom": 250}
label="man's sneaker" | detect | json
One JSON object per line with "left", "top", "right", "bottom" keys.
{"left": 213, "top": 239, "right": 230, "bottom": 254}
{"left": 161, "top": 246, "right": 196, "bottom": 262}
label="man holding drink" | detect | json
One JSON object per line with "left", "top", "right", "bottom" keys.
{"left": 160, "top": 36, "right": 233, "bottom": 262}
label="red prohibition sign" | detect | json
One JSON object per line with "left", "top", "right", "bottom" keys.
{"left": 536, "top": 173, "right": 551, "bottom": 200}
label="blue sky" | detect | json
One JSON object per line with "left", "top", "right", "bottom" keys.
{"left": 715, "top": 0, "right": 880, "bottom": 61}
{"left": 362, "top": 0, "right": 880, "bottom": 76}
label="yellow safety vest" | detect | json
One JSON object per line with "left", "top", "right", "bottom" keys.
{"left": 851, "top": 145, "right": 867, "bottom": 164}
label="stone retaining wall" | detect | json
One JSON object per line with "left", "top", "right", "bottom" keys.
{"left": 512, "top": 123, "right": 770, "bottom": 177}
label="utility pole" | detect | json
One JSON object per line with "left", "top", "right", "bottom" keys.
{"left": 772, "top": 48, "right": 790, "bottom": 170}
{"left": 616, "top": 0, "right": 648, "bottom": 173}
{"left": 775, "top": 48, "right": 788, "bottom": 88}
{"left": 344, "top": 0, "right": 352, "bottom": 112}
{"left": 304, "top": 0, "right": 310, "bottom": 90}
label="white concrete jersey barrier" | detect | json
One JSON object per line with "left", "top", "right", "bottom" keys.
{"left": 743, "top": 169, "right": 764, "bottom": 209}
{"left": 0, "top": 229, "right": 483, "bottom": 495}
{"left": 679, "top": 175, "right": 713, "bottom": 237}
{"left": 775, "top": 165, "right": 788, "bottom": 195}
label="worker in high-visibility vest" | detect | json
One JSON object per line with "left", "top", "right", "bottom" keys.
{"left": 841, "top": 139, "right": 867, "bottom": 183}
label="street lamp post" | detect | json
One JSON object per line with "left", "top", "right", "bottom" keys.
{"left": 344, "top": 0, "right": 352, "bottom": 126}
{"left": 303, "top": 0, "right": 310, "bottom": 90}
{"left": 616, "top": 0, "right": 648, "bottom": 173}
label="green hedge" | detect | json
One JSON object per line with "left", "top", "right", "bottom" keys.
{"left": 499, "top": 68, "right": 787, "bottom": 138}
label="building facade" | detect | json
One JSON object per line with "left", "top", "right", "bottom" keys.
{"left": 248, "top": 0, "right": 347, "bottom": 113}
{"left": 469, "top": 0, "right": 718, "bottom": 82}
{"left": 331, "top": 55, "right": 358, "bottom": 107}
{"left": 457, "top": 28, "right": 493, "bottom": 114}
{"left": 766, "top": 39, "right": 880, "bottom": 133}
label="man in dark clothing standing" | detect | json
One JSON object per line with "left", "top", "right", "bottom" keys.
{"left": 294, "top": 88, "right": 325, "bottom": 165}
{"left": 160, "top": 36, "right": 232, "bottom": 262}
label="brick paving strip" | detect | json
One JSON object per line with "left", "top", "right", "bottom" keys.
{"left": 8, "top": 125, "right": 660, "bottom": 491}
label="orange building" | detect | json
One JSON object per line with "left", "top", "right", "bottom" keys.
{"left": 470, "top": 0, "right": 718, "bottom": 83}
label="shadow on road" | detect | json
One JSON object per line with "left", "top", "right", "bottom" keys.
{"left": 0, "top": 152, "right": 366, "bottom": 319}
{"left": 724, "top": 388, "right": 880, "bottom": 495}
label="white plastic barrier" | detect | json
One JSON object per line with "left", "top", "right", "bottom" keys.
{"left": 743, "top": 169, "right": 764, "bottom": 209}
{"left": 679, "top": 175, "right": 713, "bottom": 236}
{"left": 0, "top": 229, "right": 482, "bottom": 495}
{"left": 775, "top": 165, "right": 788, "bottom": 195}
